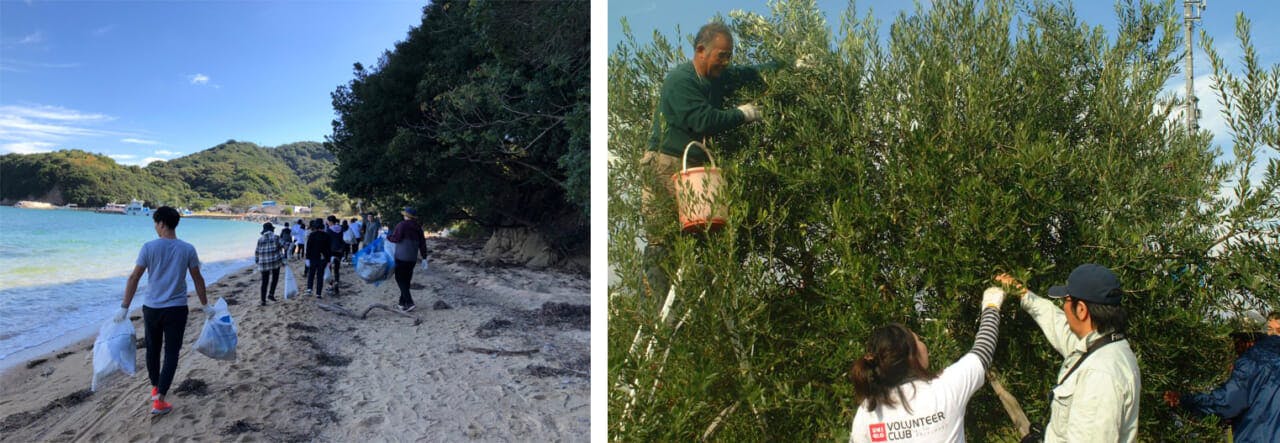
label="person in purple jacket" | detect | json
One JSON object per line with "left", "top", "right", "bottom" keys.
{"left": 386, "top": 207, "right": 429, "bottom": 312}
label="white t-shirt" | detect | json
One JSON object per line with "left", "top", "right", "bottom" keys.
{"left": 850, "top": 353, "right": 985, "bottom": 443}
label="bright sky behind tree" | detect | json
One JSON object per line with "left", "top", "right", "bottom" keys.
{"left": 609, "top": 0, "right": 1279, "bottom": 178}
{"left": 0, "top": 0, "right": 425, "bottom": 166}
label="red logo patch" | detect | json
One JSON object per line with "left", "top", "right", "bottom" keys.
{"left": 869, "top": 423, "right": 887, "bottom": 442}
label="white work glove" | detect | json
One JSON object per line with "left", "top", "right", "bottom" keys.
{"left": 113, "top": 307, "right": 128, "bottom": 323}
{"left": 794, "top": 54, "right": 816, "bottom": 69}
{"left": 982, "top": 287, "right": 1006, "bottom": 309}
{"left": 737, "top": 104, "right": 762, "bottom": 123}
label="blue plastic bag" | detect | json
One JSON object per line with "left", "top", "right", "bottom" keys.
{"left": 354, "top": 237, "right": 394, "bottom": 285}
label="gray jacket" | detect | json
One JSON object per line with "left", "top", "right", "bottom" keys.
{"left": 1022, "top": 291, "right": 1141, "bottom": 442}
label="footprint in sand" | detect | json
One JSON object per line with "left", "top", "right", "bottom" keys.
{"left": 360, "top": 415, "right": 384, "bottom": 427}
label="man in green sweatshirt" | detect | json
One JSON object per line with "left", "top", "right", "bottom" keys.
{"left": 641, "top": 21, "right": 769, "bottom": 305}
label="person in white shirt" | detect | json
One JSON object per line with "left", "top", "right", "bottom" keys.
{"left": 997, "top": 264, "right": 1140, "bottom": 443}
{"left": 849, "top": 286, "right": 1007, "bottom": 443}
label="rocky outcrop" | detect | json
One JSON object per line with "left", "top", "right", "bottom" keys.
{"left": 482, "top": 228, "right": 560, "bottom": 269}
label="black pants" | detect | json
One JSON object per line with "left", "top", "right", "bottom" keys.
{"left": 142, "top": 305, "right": 188, "bottom": 397}
{"left": 260, "top": 268, "right": 279, "bottom": 302}
{"left": 306, "top": 259, "right": 325, "bottom": 296}
{"left": 394, "top": 259, "right": 415, "bottom": 307}
{"left": 329, "top": 254, "right": 343, "bottom": 285}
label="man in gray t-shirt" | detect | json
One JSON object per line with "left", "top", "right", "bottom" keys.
{"left": 116, "top": 206, "right": 210, "bottom": 416}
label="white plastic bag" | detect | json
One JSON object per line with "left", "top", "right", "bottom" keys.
{"left": 283, "top": 266, "right": 298, "bottom": 299}
{"left": 91, "top": 316, "right": 137, "bottom": 391}
{"left": 194, "top": 298, "right": 237, "bottom": 361}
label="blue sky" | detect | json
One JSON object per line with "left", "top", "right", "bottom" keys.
{"left": 0, "top": 0, "right": 425, "bottom": 166}
{"left": 608, "top": 0, "right": 1279, "bottom": 179}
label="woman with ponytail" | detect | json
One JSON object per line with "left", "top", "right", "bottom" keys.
{"left": 849, "top": 287, "right": 1008, "bottom": 442}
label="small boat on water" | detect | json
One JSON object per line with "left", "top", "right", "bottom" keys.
{"left": 14, "top": 200, "right": 55, "bottom": 209}
{"left": 97, "top": 202, "right": 127, "bottom": 214}
{"left": 124, "top": 199, "right": 151, "bottom": 216}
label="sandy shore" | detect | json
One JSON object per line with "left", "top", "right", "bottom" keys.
{"left": 0, "top": 238, "right": 589, "bottom": 442}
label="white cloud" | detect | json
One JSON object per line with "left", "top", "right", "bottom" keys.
{"left": 0, "top": 104, "right": 132, "bottom": 156}
{"left": 189, "top": 73, "right": 210, "bottom": 85}
{"left": 108, "top": 153, "right": 137, "bottom": 160}
{"left": 18, "top": 32, "right": 43, "bottom": 45}
{"left": 121, "top": 137, "right": 159, "bottom": 145}
{"left": 2, "top": 141, "right": 55, "bottom": 154}
{"left": 0, "top": 60, "right": 80, "bottom": 72}
{"left": 141, "top": 157, "right": 165, "bottom": 166}
{"left": 154, "top": 149, "right": 181, "bottom": 156}
{"left": 0, "top": 104, "right": 109, "bottom": 122}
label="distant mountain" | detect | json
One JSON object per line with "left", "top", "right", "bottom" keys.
{"left": 0, "top": 140, "right": 336, "bottom": 210}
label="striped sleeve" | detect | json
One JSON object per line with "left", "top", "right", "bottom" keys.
{"left": 968, "top": 307, "right": 1001, "bottom": 369}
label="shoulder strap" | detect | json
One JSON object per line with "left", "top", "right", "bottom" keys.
{"left": 1057, "top": 332, "right": 1125, "bottom": 385}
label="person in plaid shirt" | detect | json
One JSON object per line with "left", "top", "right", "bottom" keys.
{"left": 255, "top": 222, "right": 284, "bottom": 306}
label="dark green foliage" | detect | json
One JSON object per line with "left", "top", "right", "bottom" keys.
{"left": 0, "top": 149, "right": 197, "bottom": 207}
{"left": 609, "top": 0, "right": 1278, "bottom": 440}
{"left": 1, "top": 141, "right": 336, "bottom": 210}
{"left": 328, "top": 0, "right": 588, "bottom": 254}
{"left": 147, "top": 140, "right": 335, "bottom": 207}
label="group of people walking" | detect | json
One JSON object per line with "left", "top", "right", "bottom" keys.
{"left": 253, "top": 211, "right": 422, "bottom": 308}
{"left": 114, "top": 206, "right": 433, "bottom": 417}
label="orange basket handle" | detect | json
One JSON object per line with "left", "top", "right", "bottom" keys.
{"left": 681, "top": 141, "right": 716, "bottom": 172}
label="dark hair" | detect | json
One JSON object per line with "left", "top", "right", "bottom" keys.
{"left": 1269, "top": 312, "right": 1280, "bottom": 322}
{"left": 327, "top": 215, "right": 339, "bottom": 224}
{"left": 341, "top": 220, "right": 349, "bottom": 228}
{"left": 309, "top": 219, "right": 323, "bottom": 230}
{"left": 1075, "top": 290, "right": 1128, "bottom": 335}
{"left": 152, "top": 206, "right": 180, "bottom": 229}
{"left": 850, "top": 323, "right": 938, "bottom": 413}
{"left": 695, "top": 22, "right": 732, "bottom": 48}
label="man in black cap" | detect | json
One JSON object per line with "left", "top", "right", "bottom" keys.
{"left": 996, "top": 264, "right": 1140, "bottom": 442}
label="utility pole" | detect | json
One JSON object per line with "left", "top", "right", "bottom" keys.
{"left": 1184, "top": 0, "right": 1205, "bottom": 135}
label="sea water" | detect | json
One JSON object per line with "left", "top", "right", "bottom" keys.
{"left": 0, "top": 206, "right": 265, "bottom": 368}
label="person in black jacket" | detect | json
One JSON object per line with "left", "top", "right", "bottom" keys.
{"left": 304, "top": 219, "right": 331, "bottom": 298}
{"left": 326, "top": 215, "right": 347, "bottom": 294}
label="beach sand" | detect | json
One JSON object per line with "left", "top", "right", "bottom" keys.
{"left": 0, "top": 238, "right": 590, "bottom": 442}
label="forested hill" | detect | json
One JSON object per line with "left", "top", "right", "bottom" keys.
{"left": 0, "top": 140, "right": 337, "bottom": 210}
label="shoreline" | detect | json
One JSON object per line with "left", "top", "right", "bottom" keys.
{"left": 0, "top": 258, "right": 256, "bottom": 375}
{"left": 0, "top": 237, "right": 590, "bottom": 440}
{"left": 2, "top": 204, "right": 357, "bottom": 223}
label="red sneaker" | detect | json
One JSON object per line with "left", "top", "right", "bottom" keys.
{"left": 150, "top": 387, "right": 158, "bottom": 401}
{"left": 151, "top": 399, "right": 172, "bottom": 415}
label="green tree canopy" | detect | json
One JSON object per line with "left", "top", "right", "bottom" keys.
{"left": 609, "top": 0, "right": 1278, "bottom": 440}
{"left": 328, "top": 0, "right": 588, "bottom": 254}
{"left": 1, "top": 141, "right": 337, "bottom": 210}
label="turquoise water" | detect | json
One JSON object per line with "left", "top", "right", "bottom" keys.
{"left": 0, "top": 206, "right": 263, "bottom": 363}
